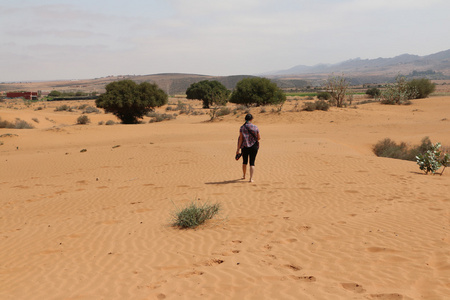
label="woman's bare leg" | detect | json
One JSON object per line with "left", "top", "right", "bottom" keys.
{"left": 242, "top": 164, "right": 247, "bottom": 179}
{"left": 249, "top": 166, "right": 255, "bottom": 182}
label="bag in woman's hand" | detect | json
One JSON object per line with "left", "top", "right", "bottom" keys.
{"left": 235, "top": 153, "right": 242, "bottom": 160}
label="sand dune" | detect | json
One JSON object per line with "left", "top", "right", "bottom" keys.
{"left": 1, "top": 97, "right": 449, "bottom": 299}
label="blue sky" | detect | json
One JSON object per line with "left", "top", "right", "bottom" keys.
{"left": 1, "top": 0, "right": 449, "bottom": 81}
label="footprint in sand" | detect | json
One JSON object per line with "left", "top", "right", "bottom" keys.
{"left": 201, "top": 258, "right": 224, "bottom": 266}
{"left": 284, "top": 264, "right": 302, "bottom": 271}
{"left": 370, "top": 293, "right": 404, "bottom": 300}
{"left": 366, "top": 247, "right": 398, "bottom": 253}
{"left": 289, "top": 275, "right": 316, "bottom": 282}
{"left": 341, "top": 283, "right": 366, "bottom": 293}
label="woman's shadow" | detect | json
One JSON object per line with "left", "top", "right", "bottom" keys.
{"left": 205, "top": 178, "right": 245, "bottom": 185}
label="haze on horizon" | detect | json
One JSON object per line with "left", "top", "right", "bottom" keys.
{"left": 1, "top": 0, "right": 449, "bottom": 82}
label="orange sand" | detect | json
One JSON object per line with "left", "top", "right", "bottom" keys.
{"left": 1, "top": 97, "right": 449, "bottom": 299}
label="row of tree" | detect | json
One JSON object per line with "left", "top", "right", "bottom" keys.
{"left": 96, "top": 77, "right": 286, "bottom": 124}
{"left": 95, "top": 76, "right": 436, "bottom": 124}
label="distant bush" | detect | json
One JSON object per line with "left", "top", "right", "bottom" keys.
{"left": 366, "top": 87, "right": 381, "bottom": 98}
{"left": 32, "top": 118, "right": 39, "bottom": 123}
{"left": 148, "top": 112, "right": 176, "bottom": 123}
{"left": 407, "top": 78, "right": 436, "bottom": 99}
{"left": 302, "top": 100, "right": 330, "bottom": 111}
{"left": 0, "top": 117, "right": 34, "bottom": 129}
{"left": 105, "top": 120, "right": 116, "bottom": 125}
{"left": 373, "top": 137, "right": 433, "bottom": 161}
{"left": 317, "top": 92, "right": 331, "bottom": 100}
{"left": 76, "top": 115, "right": 90, "bottom": 125}
{"left": 171, "top": 202, "right": 220, "bottom": 229}
{"left": 98, "top": 121, "right": 104, "bottom": 125}
{"left": 379, "top": 76, "right": 417, "bottom": 105}
{"left": 216, "top": 107, "right": 231, "bottom": 117}
{"left": 83, "top": 106, "right": 100, "bottom": 114}
{"left": 55, "top": 104, "right": 73, "bottom": 112}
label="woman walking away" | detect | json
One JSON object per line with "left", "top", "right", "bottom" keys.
{"left": 236, "top": 113, "right": 261, "bottom": 182}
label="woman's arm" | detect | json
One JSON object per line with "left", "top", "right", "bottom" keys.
{"left": 236, "top": 132, "right": 243, "bottom": 153}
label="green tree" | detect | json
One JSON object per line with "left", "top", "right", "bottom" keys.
{"left": 48, "top": 90, "right": 62, "bottom": 97}
{"left": 186, "top": 80, "right": 230, "bottom": 108}
{"left": 365, "top": 87, "right": 381, "bottom": 98}
{"left": 407, "top": 78, "right": 436, "bottom": 99}
{"left": 95, "top": 80, "right": 167, "bottom": 124}
{"left": 229, "top": 77, "right": 286, "bottom": 107}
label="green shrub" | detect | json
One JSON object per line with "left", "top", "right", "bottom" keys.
{"left": 171, "top": 202, "right": 220, "bottom": 229}
{"left": 54, "top": 104, "right": 73, "bottom": 112}
{"left": 317, "top": 92, "right": 331, "bottom": 100}
{"left": 407, "top": 78, "right": 436, "bottom": 99}
{"left": 0, "top": 117, "right": 34, "bottom": 129}
{"left": 105, "top": 120, "right": 115, "bottom": 125}
{"left": 302, "top": 102, "right": 317, "bottom": 111}
{"left": 216, "top": 107, "right": 231, "bottom": 117}
{"left": 77, "top": 115, "right": 90, "bottom": 125}
{"left": 83, "top": 106, "right": 100, "bottom": 114}
{"left": 302, "top": 100, "right": 330, "bottom": 111}
{"left": 315, "top": 100, "right": 330, "bottom": 111}
{"left": 379, "top": 76, "right": 417, "bottom": 105}
{"left": 416, "top": 142, "right": 449, "bottom": 175}
{"left": 148, "top": 112, "right": 176, "bottom": 123}
{"left": 366, "top": 87, "right": 381, "bottom": 98}
{"left": 373, "top": 137, "right": 434, "bottom": 161}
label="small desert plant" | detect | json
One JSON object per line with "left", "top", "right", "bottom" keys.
{"left": 148, "top": 112, "right": 176, "bottom": 123}
{"left": 302, "top": 100, "right": 330, "bottom": 111}
{"left": 171, "top": 201, "right": 220, "bottom": 229}
{"left": 373, "top": 137, "right": 434, "bottom": 161}
{"left": 407, "top": 78, "right": 436, "bottom": 99}
{"left": 302, "top": 102, "right": 317, "bottom": 111}
{"left": 76, "top": 115, "right": 90, "bottom": 125}
{"left": 416, "top": 142, "right": 449, "bottom": 175}
{"left": 379, "top": 76, "right": 417, "bottom": 105}
{"left": 0, "top": 117, "right": 34, "bottom": 129}
{"left": 366, "top": 87, "right": 381, "bottom": 98}
{"left": 32, "top": 118, "right": 39, "bottom": 123}
{"left": 210, "top": 106, "right": 231, "bottom": 120}
{"left": 55, "top": 104, "right": 73, "bottom": 112}
{"left": 83, "top": 106, "right": 100, "bottom": 114}
{"left": 105, "top": 120, "right": 116, "bottom": 125}
{"left": 317, "top": 92, "right": 331, "bottom": 100}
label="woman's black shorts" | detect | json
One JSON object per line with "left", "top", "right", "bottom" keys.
{"left": 242, "top": 143, "right": 259, "bottom": 166}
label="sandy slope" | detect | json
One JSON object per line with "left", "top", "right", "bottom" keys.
{"left": 0, "top": 97, "right": 449, "bottom": 300}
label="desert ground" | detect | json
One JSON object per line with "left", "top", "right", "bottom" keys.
{"left": 1, "top": 96, "right": 449, "bottom": 299}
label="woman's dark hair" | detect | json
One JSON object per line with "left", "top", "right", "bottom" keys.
{"left": 245, "top": 113, "right": 253, "bottom": 121}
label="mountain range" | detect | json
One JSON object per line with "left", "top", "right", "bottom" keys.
{"left": 2, "top": 49, "right": 450, "bottom": 95}
{"left": 270, "top": 49, "right": 450, "bottom": 80}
